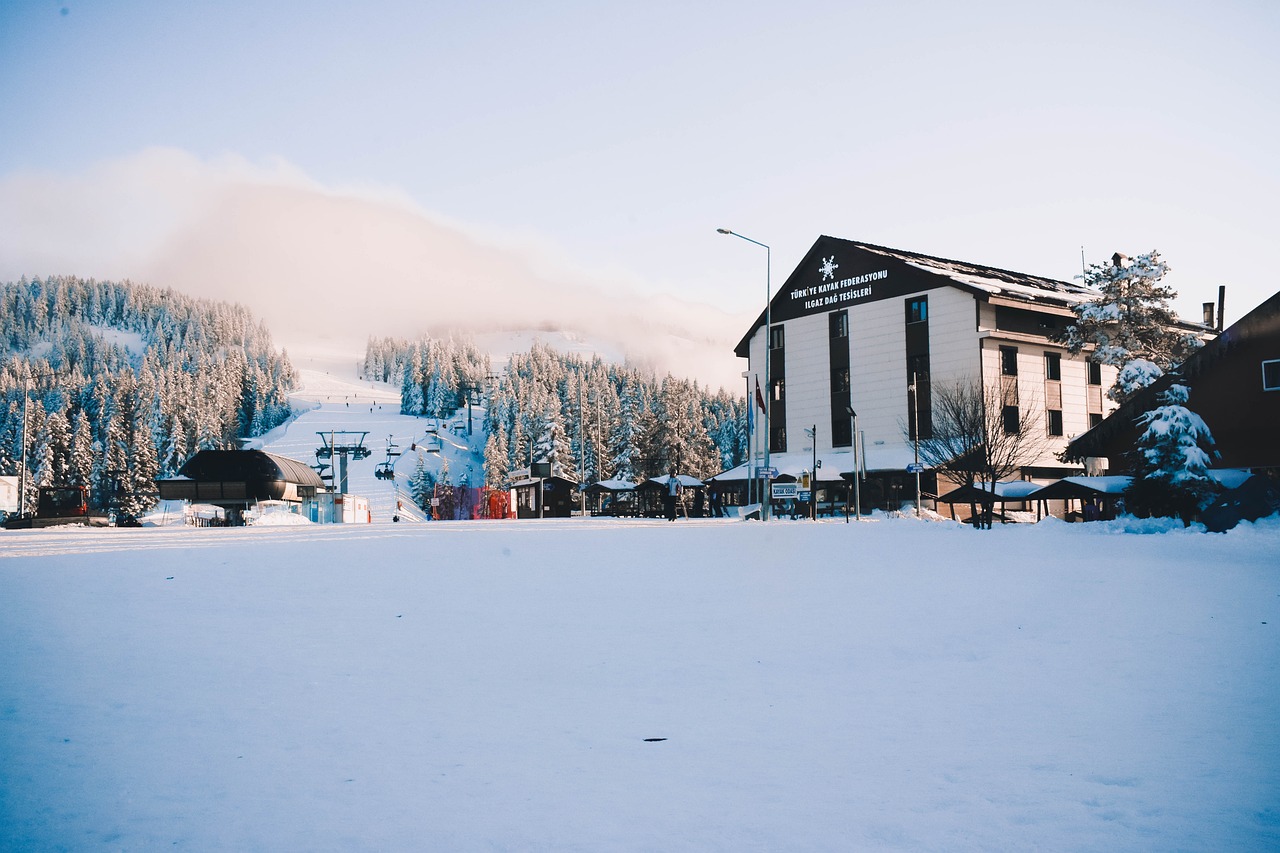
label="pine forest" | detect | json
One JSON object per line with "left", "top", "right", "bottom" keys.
{"left": 1, "top": 277, "right": 297, "bottom": 516}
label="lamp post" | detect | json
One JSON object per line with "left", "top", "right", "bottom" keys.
{"left": 804, "top": 425, "right": 817, "bottom": 520}
{"left": 845, "top": 405, "right": 861, "bottom": 521}
{"left": 909, "top": 374, "right": 922, "bottom": 517}
{"left": 740, "top": 369, "right": 752, "bottom": 508}
{"left": 718, "top": 228, "right": 771, "bottom": 520}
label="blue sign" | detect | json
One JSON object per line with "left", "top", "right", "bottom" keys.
{"left": 906, "top": 462, "right": 925, "bottom": 474}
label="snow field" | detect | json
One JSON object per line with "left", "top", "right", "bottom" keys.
{"left": 1, "top": 517, "right": 1278, "bottom": 850}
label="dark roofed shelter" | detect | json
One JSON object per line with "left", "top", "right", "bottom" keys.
{"left": 157, "top": 450, "right": 324, "bottom": 523}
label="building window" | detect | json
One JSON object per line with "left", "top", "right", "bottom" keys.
{"left": 771, "top": 426, "right": 787, "bottom": 453}
{"left": 1044, "top": 352, "right": 1061, "bottom": 381}
{"left": 1264, "top": 359, "right": 1280, "bottom": 391}
{"left": 769, "top": 325, "right": 785, "bottom": 350}
{"left": 1002, "top": 405, "right": 1020, "bottom": 435}
{"left": 831, "top": 366, "right": 850, "bottom": 393}
{"left": 832, "top": 416, "right": 852, "bottom": 447}
{"left": 1047, "top": 409, "right": 1064, "bottom": 436}
{"left": 907, "top": 355, "right": 930, "bottom": 384}
{"left": 830, "top": 310, "right": 848, "bottom": 338}
{"left": 1087, "top": 361, "right": 1102, "bottom": 386}
{"left": 1089, "top": 412, "right": 1103, "bottom": 428}
{"left": 906, "top": 297, "right": 928, "bottom": 324}
{"left": 1000, "top": 346, "right": 1019, "bottom": 376}
{"left": 772, "top": 378, "right": 784, "bottom": 401}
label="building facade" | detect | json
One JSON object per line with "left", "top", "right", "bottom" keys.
{"left": 734, "top": 237, "right": 1123, "bottom": 509}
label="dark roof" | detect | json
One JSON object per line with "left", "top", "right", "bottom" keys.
{"left": 841, "top": 239, "right": 1094, "bottom": 299}
{"left": 177, "top": 450, "right": 324, "bottom": 488}
{"left": 1064, "top": 289, "right": 1280, "bottom": 462}
{"left": 736, "top": 236, "right": 1102, "bottom": 356}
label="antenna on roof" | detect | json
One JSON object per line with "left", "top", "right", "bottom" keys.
{"left": 1080, "top": 246, "right": 1086, "bottom": 282}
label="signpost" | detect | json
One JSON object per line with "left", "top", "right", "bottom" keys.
{"left": 906, "top": 462, "right": 925, "bottom": 474}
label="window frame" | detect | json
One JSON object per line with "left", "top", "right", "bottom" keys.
{"left": 1263, "top": 359, "right": 1280, "bottom": 391}
{"left": 1000, "top": 346, "right": 1019, "bottom": 377}
{"left": 1044, "top": 352, "right": 1062, "bottom": 382}
{"left": 1046, "top": 409, "right": 1064, "bottom": 437}
{"left": 906, "top": 297, "right": 928, "bottom": 324}
{"left": 1002, "top": 404, "right": 1020, "bottom": 435}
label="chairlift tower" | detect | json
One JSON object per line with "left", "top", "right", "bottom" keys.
{"left": 315, "top": 431, "right": 371, "bottom": 493}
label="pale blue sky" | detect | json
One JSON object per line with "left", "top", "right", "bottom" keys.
{"left": 2, "top": 0, "right": 1277, "bottom": 359}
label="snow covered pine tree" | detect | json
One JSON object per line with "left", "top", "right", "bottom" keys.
{"left": 1124, "top": 383, "right": 1219, "bottom": 526}
{"left": 1060, "top": 251, "right": 1202, "bottom": 404}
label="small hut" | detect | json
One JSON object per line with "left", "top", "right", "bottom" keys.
{"left": 1025, "top": 476, "right": 1132, "bottom": 521}
{"left": 637, "top": 475, "right": 707, "bottom": 518}
{"left": 511, "top": 474, "right": 580, "bottom": 518}
{"left": 157, "top": 450, "right": 324, "bottom": 525}
{"left": 583, "top": 479, "right": 640, "bottom": 516}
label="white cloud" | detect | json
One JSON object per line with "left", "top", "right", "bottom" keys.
{"left": 0, "top": 148, "right": 749, "bottom": 390}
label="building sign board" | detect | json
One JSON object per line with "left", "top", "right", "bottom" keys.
{"left": 771, "top": 483, "right": 798, "bottom": 499}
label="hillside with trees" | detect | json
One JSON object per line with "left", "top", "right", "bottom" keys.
{"left": 0, "top": 276, "right": 297, "bottom": 516}
{"left": 367, "top": 337, "right": 747, "bottom": 486}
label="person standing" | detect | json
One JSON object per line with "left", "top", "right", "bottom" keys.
{"left": 665, "top": 472, "right": 681, "bottom": 521}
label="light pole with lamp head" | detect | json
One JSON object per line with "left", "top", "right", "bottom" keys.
{"left": 718, "top": 228, "right": 771, "bottom": 520}
{"left": 845, "top": 405, "right": 861, "bottom": 521}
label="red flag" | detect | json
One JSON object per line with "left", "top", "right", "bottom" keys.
{"left": 755, "top": 376, "right": 767, "bottom": 413}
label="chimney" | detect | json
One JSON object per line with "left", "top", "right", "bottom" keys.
{"left": 1202, "top": 302, "right": 1215, "bottom": 327}
{"left": 1217, "top": 285, "right": 1226, "bottom": 332}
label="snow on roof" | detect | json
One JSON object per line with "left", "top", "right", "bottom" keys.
{"left": 937, "top": 480, "right": 1044, "bottom": 503}
{"left": 708, "top": 445, "right": 919, "bottom": 481}
{"left": 644, "top": 474, "right": 705, "bottom": 488}
{"left": 1055, "top": 476, "right": 1132, "bottom": 495}
{"left": 1209, "top": 469, "right": 1254, "bottom": 489}
{"left": 585, "top": 479, "right": 639, "bottom": 492}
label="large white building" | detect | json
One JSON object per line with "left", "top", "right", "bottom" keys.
{"left": 730, "top": 237, "right": 1122, "bottom": 512}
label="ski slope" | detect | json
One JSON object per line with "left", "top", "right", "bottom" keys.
{"left": 245, "top": 351, "right": 486, "bottom": 523}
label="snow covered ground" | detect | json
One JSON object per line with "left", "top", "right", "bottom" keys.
{"left": 2, "top": 515, "right": 1278, "bottom": 850}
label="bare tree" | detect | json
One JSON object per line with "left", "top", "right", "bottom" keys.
{"left": 906, "top": 377, "right": 1050, "bottom": 527}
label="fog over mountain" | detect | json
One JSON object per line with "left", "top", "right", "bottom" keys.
{"left": 0, "top": 148, "right": 749, "bottom": 390}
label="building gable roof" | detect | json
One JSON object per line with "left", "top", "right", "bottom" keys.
{"left": 736, "top": 236, "right": 1098, "bottom": 357}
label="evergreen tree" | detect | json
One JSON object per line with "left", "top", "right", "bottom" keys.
{"left": 609, "top": 376, "right": 646, "bottom": 482}
{"left": 408, "top": 453, "right": 436, "bottom": 514}
{"left": 1124, "top": 383, "right": 1220, "bottom": 525}
{"left": 1060, "top": 251, "right": 1202, "bottom": 403}
{"left": 483, "top": 426, "right": 509, "bottom": 487}
{"left": 69, "top": 412, "right": 94, "bottom": 486}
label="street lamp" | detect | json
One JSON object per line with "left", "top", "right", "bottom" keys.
{"left": 803, "top": 425, "right": 818, "bottom": 520}
{"left": 718, "top": 228, "right": 771, "bottom": 520}
{"left": 908, "top": 374, "right": 922, "bottom": 517}
{"left": 740, "top": 369, "right": 752, "bottom": 508}
{"left": 845, "top": 405, "right": 861, "bottom": 521}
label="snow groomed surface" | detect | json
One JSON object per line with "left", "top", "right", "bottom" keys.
{"left": 1, "top": 516, "right": 1277, "bottom": 850}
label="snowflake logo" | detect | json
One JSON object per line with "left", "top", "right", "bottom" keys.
{"left": 819, "top": 256, "right": 839, "bottom": 281}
